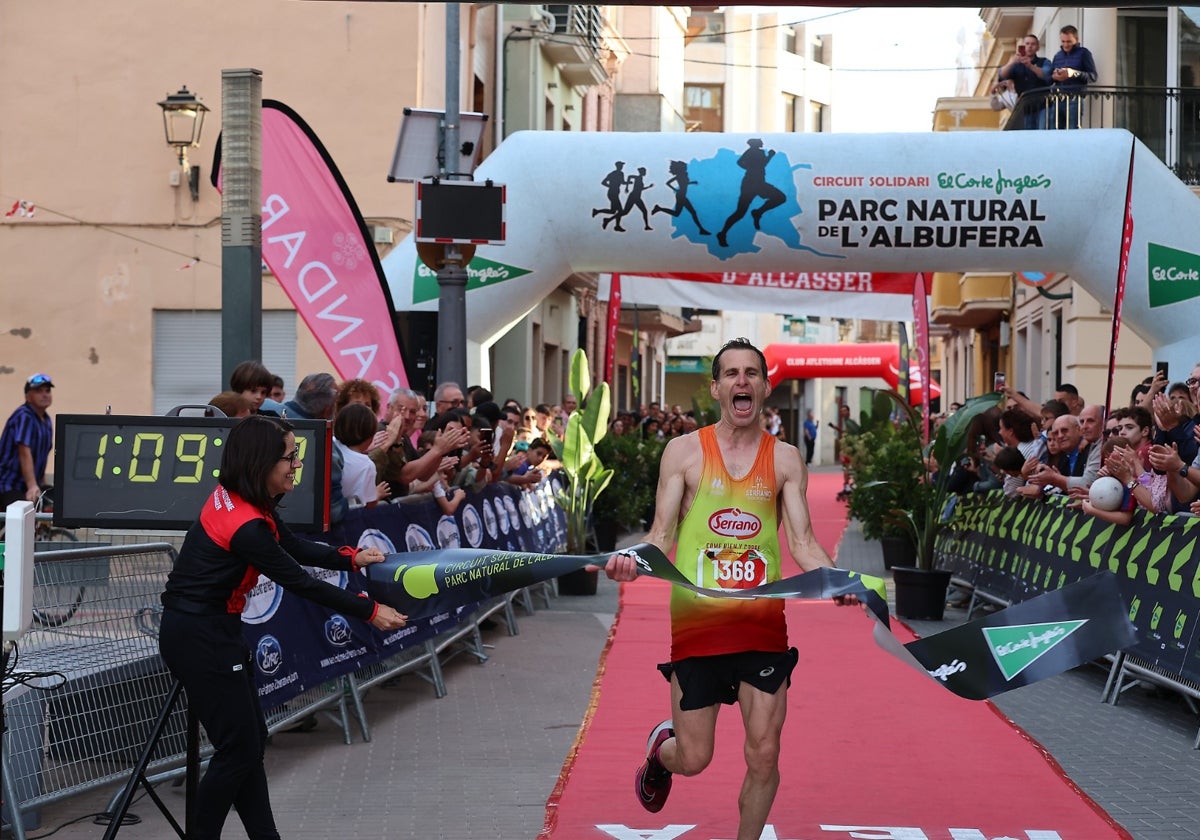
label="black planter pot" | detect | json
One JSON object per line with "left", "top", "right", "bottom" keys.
{"left": 594, "top": 519, "right": 620, "bottom": 553}
{"left": 879, "top": 535, "right": 916, "bottom": 570}
{"left": 892, "top": 567, "right": 952, "bottom": 621}
{"left": 557, "top": 567, "right": 599, "bottom": 596}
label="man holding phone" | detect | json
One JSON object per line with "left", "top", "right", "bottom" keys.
{"left": 998, "top": 34, "right": 1052, "bottom": 130}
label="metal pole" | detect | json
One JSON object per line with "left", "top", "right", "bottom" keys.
{"left": 220, "top": 68, "right": 263, "bottom": 386}
{"left": 437, "top": 3, "right": 468, "bottom": 388}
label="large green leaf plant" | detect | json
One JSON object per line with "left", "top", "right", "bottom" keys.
{"left": 546, "top": 349, "right": 614, "bottom": 553}
{"left": 846, "top": 390, "right": 1002, "bottom": 569}
{"left": 903, "top": 391, "right": 1003, "bottom": 569}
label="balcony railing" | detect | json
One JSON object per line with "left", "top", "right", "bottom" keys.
{"left": 1003, "top": 85, "right": 1200, "bottom": 185}
{"left": 546, "top": 5, "right": 602, "bottom": 52}
{"left": 541, "top": 5, "right": 607, "bottom": 87}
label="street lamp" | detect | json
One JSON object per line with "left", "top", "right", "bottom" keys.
{"left": 157, "top": 86, "right": 208, "bottom": 201}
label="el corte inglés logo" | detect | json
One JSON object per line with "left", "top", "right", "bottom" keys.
{"left": 413, "top": 256, "right": 532, "bottom": 303}
{"left": 981, "top": 620, "right": 1087, "bottom": 681}
{"left": 1148, "top": 242, "right": 1200, "bottom": 308}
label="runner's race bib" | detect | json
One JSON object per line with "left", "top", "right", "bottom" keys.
{"left": 700, "top": 547, "right": 768, "bottom": 590}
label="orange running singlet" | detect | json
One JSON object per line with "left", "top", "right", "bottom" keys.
{"left": 670, "top": 426, "right": 787, "bottom": 661}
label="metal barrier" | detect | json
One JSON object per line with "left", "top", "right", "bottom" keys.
{"left": 1003, "top": 84, "right": 1200, "bottom": 185}
{"left": 2, "top": 542, "right": 179, "bottom": 836}
{"left": 2, "top": 535, "right": 562, "bottom": 835}
{"left": 935, "top": 492, "right": 1200, "bottom": 747}
{"left": 1104, "top": 652, "right": 1200, "bottom": 748}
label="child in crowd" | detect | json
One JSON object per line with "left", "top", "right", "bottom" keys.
{"left": 208, "top": 391, "right": 253, "bottom": 419}
{"left": 992, "top": 445, "right": 1027, "bottom": 497}
{"left": 431, "top": 454, "right": 466, "bottom": 515}
{"left": 334, "top": 402, "right": 389, "bottom": 508}
{"left": 507, "top": 438, "right": 553, "bottom": 488}
{"left": 1096, "top": 436, "right": 1171, "bottom": 516}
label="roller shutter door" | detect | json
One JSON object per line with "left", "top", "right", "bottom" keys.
{"left": 152, "top": 310, "right": 297, "bottom": 415}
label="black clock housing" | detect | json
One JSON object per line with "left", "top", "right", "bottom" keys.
{"left": 53, "top": 415, "right": 330, "bottom": 531}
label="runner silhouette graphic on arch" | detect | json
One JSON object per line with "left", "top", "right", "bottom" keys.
{"left": 592, "top": 161, "right": 626, "bottom": 226}
{"left": 716, "top": 139, "right": 786, "bottom": 248}
{"left": 652, "top": 160, "right": 710, "bottom": 235}
{"left": 605, "top": 166, "right": 654, "bottom": 232}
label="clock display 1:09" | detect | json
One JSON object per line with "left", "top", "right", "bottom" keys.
{"left": 85, "top": 430, "right": 307, "bottom": 485}
{"left": 54, "top": 415, "right": 329, "bottom": 531}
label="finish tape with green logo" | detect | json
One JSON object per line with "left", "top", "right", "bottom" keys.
{"left": 363, "top": 543, "right": 1136, "bottom": 701}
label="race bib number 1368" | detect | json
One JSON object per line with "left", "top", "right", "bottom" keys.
{"left": 701, "top": 547, "right": 767, "bottom": 590}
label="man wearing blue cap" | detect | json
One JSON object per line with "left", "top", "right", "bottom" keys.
{"left": 0, "top": 373, "right": 55, "bottom": 507}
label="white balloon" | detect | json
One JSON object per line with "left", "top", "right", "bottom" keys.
{"left": 1089, "top": 476, "right": 1126, "bottom": 512}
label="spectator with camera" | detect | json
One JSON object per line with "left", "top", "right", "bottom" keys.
{"left": 1149, "top": 362, "right": 1200, "bottom": 470}
{"left": 997, "top": 407, "right": 1045, "bottom": 495}
{"left": 997, "top": 34, "right": 1052, "bottom": 129}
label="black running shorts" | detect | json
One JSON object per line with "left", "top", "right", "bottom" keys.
{"left": 657, "top": 648, "right": 799, "bottom": 711}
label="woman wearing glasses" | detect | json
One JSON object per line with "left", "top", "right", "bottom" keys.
{"left": 160, "top": 415, "right": 406, "bottom": 840}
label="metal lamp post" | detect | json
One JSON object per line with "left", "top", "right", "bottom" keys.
{"left": 157, "top": 86, "right": 208, "bottom": 201}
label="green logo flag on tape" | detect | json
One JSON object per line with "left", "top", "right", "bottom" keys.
{"left": 363, "top": 543, "right": 1137, "bottom": 701}
{"left": 982, "top": 620, "right": 1088, "bottom": 681}
{"left": 902, "top": 572, "right": 1137, "bottom": 700}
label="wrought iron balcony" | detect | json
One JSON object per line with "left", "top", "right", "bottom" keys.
{"left": 1003, "top": 85, "right": 1200, "bottom": 185}
{"left": 542, "top": 5, "right": 608, "bottom": 87}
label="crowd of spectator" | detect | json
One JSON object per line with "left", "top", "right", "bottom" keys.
{"left": 938, "top": 362, "right": 1200, "bottom": 525}
{"left": 204, "top": 364, "right": 728, "bottom": 529}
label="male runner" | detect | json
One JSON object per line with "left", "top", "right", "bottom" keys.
{"left": 600, "top": 337, "right": 855, "bottom": 840}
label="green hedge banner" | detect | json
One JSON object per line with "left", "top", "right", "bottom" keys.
{"left": 937, "top": 493, "right": 1200, "bottom": 683}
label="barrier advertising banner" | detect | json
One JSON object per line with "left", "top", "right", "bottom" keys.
{"left": 938, "top": 493, "right": 1199, "bottom": 683}
{"left": 243, "top": 481, "right": 565, "bottom": 708}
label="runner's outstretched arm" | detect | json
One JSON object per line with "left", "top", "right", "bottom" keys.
{"left": 596, "top": 435, "right": 691, "bottom": 581}
{"left": 779, "top": 445, "right": 860, "bottom": 605}
{"left": 777, "top": 443, "right": 834, "bottom": 573}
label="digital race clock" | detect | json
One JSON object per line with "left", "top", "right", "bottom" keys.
{"left": 54, "top": 415, "right": 330, "bottom": 531}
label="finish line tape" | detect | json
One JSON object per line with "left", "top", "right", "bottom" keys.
{"left": 363, "top": 543, "right": 1136, "bottom": 700}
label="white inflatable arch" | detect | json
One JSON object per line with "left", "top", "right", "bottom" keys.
{"left": 382, "top": 129, "right": 1200, "bottom": 370}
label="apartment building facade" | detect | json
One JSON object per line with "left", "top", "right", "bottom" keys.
{"left": 930, "top": 6, "right": 1200, "bottom": 408}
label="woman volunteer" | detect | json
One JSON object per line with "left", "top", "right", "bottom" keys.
{"left": 160, "top": 415, "right": 405, "bottom": 839}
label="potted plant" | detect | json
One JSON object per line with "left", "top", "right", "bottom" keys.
{"left": 844, "top": 389, "right": 1001, "bottom": 619}
{"left": 891, "top": 391, "right": 1002, "bottom": 619}
{"left": 842, "top": 391, "right": 925, "bottom": 569}
{"left": 593, "top": 432, "right": 662, "bottom": 552}
{"left": 547, "top": 349, "right": 613, "bottom": 595}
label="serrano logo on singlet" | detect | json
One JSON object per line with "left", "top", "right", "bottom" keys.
{"left": 746, "top": 476, "right": 773, "bottom": 500}
{"left": 708, "top": 507, "right": 761, "bottom": 539}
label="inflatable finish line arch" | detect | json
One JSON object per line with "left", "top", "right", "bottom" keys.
{"left": 381, "top": 129, "right": 1200, "bottom": 371}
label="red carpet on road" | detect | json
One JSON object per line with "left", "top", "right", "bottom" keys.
{"left": 540, "top": 472, "right": 1130, "bottom": 840}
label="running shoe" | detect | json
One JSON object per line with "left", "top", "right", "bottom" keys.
{"left": 634, "top": 719, "right": 674, "bottom": 812}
